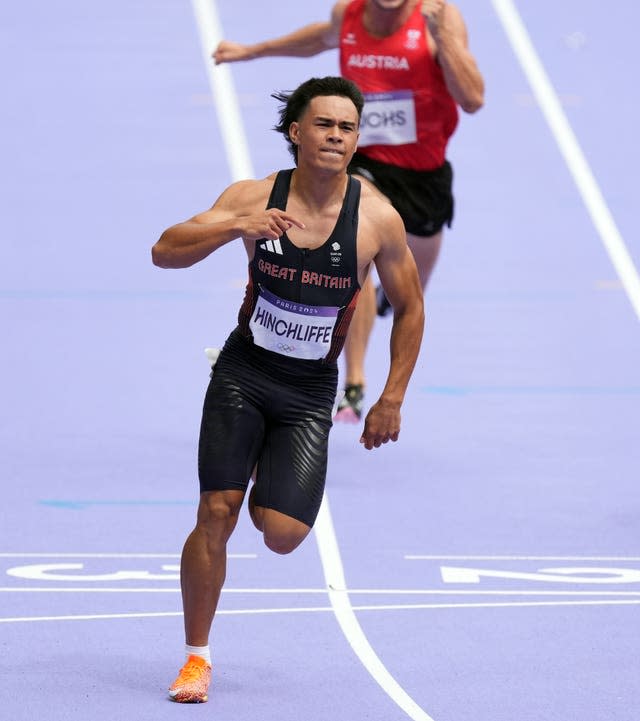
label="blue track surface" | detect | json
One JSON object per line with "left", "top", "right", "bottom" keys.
{"left": 2, "top": 2, "right": 639, "bottom": 720}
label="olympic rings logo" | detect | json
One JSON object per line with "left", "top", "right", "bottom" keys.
{"left": 276, "top": 343, "right": 296, "bottom": 353}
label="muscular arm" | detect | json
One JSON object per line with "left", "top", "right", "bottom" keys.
{"left": 151, "top": 180, "right": 304, "bottom": 269}
{"left": 422, "top": 1, "right": 484, "bottom": 113}
{"left": 360, "top": 208, "right": 425, "bottom": 450}
{"left": 213, "top": 2, "right": 346, "bottom": 64}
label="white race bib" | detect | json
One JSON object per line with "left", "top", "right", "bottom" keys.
{"left": 358, "top": 90, "right": 417, "bottom": 147}
{"left": 249, "top": 287, "right": 339, "bottom": 360}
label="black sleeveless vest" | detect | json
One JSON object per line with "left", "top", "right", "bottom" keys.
{"left": 237, "top": 169, "right": 362, "bottom": 363}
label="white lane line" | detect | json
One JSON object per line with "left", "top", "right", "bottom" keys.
{"left": 3, "top": 587, "right": 640, "bottom": 596}
{"left": 491, "top": 0, "right": 640, "bottom": 320}
{"left": 3, "top": 597, "right": 639, "bottom": 624}
{"left": 354, "top": 599, "right": 640, "bottom": 610}
{"left": 405, "top": 555, "right": 640, "bottom": 561}
{"left": 190, "top": 0, "right": 254, "bottom": 181}
{"left": 0, "top": 552, "right": 255, "bottom": 558}
{"left": 190, "top": 2, "right": 434, "bottom": 719}
{"left": 315, "top": 496, "right": 436, "bottom": 721}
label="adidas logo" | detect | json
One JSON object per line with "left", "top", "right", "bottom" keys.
{"left": 260, "top": 238, "right": 283, "bottom": 255}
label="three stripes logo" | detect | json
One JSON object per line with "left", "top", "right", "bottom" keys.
{"left": 260, "top": 238, "right": 342, "bottom": 266}
{"left": 260, "top": 239, "right": 283, "bottom": 255}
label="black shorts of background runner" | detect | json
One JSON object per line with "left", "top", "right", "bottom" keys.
{"left": 198, "top": 328, "right": 338, "bottom": 527}
{"left": 348, "top": 153, "right": 454, "bottom": 237}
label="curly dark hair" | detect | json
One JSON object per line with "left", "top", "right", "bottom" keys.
{"left": 272, "top": 76, "right": 364, "bottom": 164}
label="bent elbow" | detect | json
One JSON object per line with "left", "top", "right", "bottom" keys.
{"left": 151, "top": 238, "right": 176, "bottom": 268}
{"left": 152, "top": 227, "right": 183, "bottom": 268}
{"left": 461, "top": 94, "right": 484, "bottom": 114}
{"left": 151, "top": 244, "right": 166, "bottom": 268}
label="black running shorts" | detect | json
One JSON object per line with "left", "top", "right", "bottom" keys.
{"left": 348, "top": 153, "right": 454, "bottom": 237}
{"left": 198, "top": 329, "right": 338, "bottom": 527}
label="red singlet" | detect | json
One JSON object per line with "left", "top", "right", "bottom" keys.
{"left": 339, "top": 0, "right": 458, "bottom": 170}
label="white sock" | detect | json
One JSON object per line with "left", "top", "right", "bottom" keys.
{"left": 185, "top": 644, "right": 211, "bottom": 665}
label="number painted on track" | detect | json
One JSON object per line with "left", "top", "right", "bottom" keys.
{"left": 440, "top": 566, "right": 640, "bottom": 584}
{"left": 6, "top": 563, "right": 180, "bottom": 581}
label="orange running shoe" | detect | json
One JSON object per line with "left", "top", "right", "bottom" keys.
{"left": 168, "top": 655, "right": 212, "bottom": 703}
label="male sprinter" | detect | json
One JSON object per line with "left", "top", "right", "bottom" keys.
{"left": 152, "top": 76, "right": 424, "bottom": 703}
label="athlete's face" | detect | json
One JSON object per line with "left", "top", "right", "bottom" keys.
{"left": 289, "top": 95, "right": 360, "bottom": 170}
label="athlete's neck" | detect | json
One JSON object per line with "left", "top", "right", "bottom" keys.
{"left": 289, "top": 167, "right": 349, "bottom": 212}
{"left": 363, "top": 0, "right": 419, "bottom": 38}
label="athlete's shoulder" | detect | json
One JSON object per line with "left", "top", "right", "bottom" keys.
{"left": 443, "top": 2, "right": 465, "bottom": 19}
{"left": 329, "top": 0, "right": 353, "bottom": 40}
{"left": 230, "top": 172, "right": 280, "bottom": 195}
{"left": 335, "top": 0, "right": 357, "bottom": 14}
{"left": 213, "top": 173, "right": 277, "bottom": 212}
{"left": 356, "top": 175, "right": 392, "bottom": 209}
{"left": 357, "top": 180, "right": 403, "bottom": 231}
{"left": 440, "top": 3, "right": 469, "bottom": 36}
{"left": 335, "top": 0, "right": 361, "bottom": 23}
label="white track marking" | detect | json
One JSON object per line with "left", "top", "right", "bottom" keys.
{"left": 3, "top": 587, "right": 640, "bottom": 596}
{"left": 0, "top": 552, "right": 255, "bottom": 559}
{"left": 406, "top": 555, "right": 640, "bottom": 561}
{"left": 190, "top": 2, "right": 436, "bottom": 718}
{"left": 349, "top": 599, "right": 640, "bottom": 610}
{"left": 3, "top": 597, "right": 640, "bottom": 624}
{"left": 315, "top": 496, "right": 437, "bottom": 721}
{"left": 491, "top": 0, "right": 640, "bottom": 320}
{"left": 190, "top": 0, "right": 254, "bottom": 180}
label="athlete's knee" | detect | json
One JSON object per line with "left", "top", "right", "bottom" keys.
{"left": 263, "top": 531, "right": 306, "bottom": 555}
{"left": 261, "top": 510, "right": 311, "bottom": 555}
{"left": 196, "top": 490, "right": 244, "bottom": 529}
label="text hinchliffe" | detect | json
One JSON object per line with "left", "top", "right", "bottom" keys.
{"left": 253, "top": 307, "right": 333, "bottom": 343}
